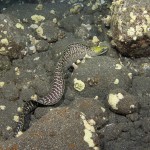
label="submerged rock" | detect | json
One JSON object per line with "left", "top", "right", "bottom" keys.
{"left": 0, "top": 14, "right": 27, "bottom": 59}
{"left": 0, "top": 98, "right": 103, "bottom": 150}
{"left": 107, "top": 88, "right": 139, "bottom": 115}
{"left": 69, "top": 56, "right": 131, "bottom": 100}
{"left": 108, "top": 0, "right": 150, "bottom": 57}
{"left": 0, "top": 55, "right": 11, "bottom": 71}
{"left": 36, "top": 21, "right": 63, "bottom": 43}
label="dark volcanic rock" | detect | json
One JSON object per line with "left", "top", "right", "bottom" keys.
{"left": 69, "top": 56, "right": 131, "bottom": 100}
{"left": 70, "top": 97, "right": 109, "bottom": 129}
{"left": 131, "top": 76, "right": 150, "bottom": 97}
{"left": 60, "top": 15, "right": 81, "bottom": 32}
{"left": 0, "top": 98, "right": 103, "bottom": 150}
{"left": 0, "top": 55, "right": 11, "bottom": 71}
{"left": 1, "top": 82, "right": 19, "bottom": 101}
{"left": 36, "top": 21, "right": 63, "bottom": 43}
{"left": 107, "top": 89, "right": 139, "bottom": 115}
{"left": 99, "top": 119, "right": 150, "bottom": 150}
{"left": 109, "top": 0, "right": 150, "bottom": 57}
{"left": 36, "top": 40, "right": 49, "bottom": 52}
{"left": 0, "top": 14, "right": 27, "bottom": 59}
{"left": 0, "top": 1, "right": 149, "bottom": 150}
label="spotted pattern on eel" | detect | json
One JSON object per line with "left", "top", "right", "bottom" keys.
{"left": 14, "top": 43, "right": 106, "bottom": 137}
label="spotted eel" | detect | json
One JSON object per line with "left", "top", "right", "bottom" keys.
{"left": 14, "top": 43, "right": 106, "bottom": 136}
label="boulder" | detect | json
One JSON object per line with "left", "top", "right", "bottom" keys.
{"left": 107, "top": 0, "right": 150, "bottom": 57}
{"left": 0, "top": 98, "right": 105, "bottom": 150}
{"left": 107, "top": 88, "right": 139, "bottom": 115}
{"left": 0, "top": 14, "right": 27, "bottom": 59}
{"left": 68, "top": 56, "right": 132, "bottom": 100}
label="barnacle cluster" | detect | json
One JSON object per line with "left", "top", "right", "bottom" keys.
{"left": 118, "top": 0, "right": 150, "bottom": 40}
{"left": 31, "top": 15, "right": 45, "bottom": 24}
{"left": 105, "top": 0, "right": 150, "bottom": 56}
{"left": 1, "top": 38, "right": 9, "bottom": 46}
{"left": 15, "top": 23, "right": 24, "bottom": 30}
{"left": 108, "top": 0, "right": 150, "bottom": 42}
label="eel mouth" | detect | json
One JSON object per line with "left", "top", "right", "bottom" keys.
{"left": 91, "top": 46, "right": 108, "bottom": 56}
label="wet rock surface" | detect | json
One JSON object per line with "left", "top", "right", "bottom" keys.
{"left": 107, "top": 89, "right": 139, "bottom": 115}
{"left": 0, "top": 14, "right": 28, "bottom": 59}
{"left": 0, "top": 55, "right": 11, "bottom": 71}
{"left": 108, "top": 0, "right": 150, "bottom": 57}
{"left": 68, "top": 56, "right": 131, "bottom": 100}
{"left": 0, "top": 0, "right": 150, "bottom": 150}
{"left": 0, "top": 98, "right": 102, "bottom": 150}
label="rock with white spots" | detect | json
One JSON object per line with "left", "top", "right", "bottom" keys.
{"left": 69, "top": 56, "right": 131, "bottom": 100}
{"left": 37, "top": 20, "right": 64, "bottom": 42}
{"left": 109, "top": 0, "right": 150, "bottom": 57}
{"left": 108, "top": 89, "right": 139, "bottom": 115}
{"left": 0, "top": 97, "right": 104, "bottom": 150}
{"left": 0, "top": 14, "right": 28, "bottom": 59}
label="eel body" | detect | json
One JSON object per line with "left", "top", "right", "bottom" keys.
{"left": 14, "top": 43, "right": 104, "bottom": 136}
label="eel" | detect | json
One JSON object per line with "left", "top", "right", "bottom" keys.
{"left": 14, "top": 43, "right": 107, "bottom": 137}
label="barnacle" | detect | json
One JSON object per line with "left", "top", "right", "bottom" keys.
{"left": 0, "top": 38, "right": 9, "bottom": 45}
{"left": 31, "top": 15, "right": 45, "bottom": 24}
{"left": 74, "top": 78, "right": 85, "bottom": 91}
{"left": 16, "top": 23, "right": 24, "bottom": 30}
{"left": 0, "top": 82, "right": 5, "bottom": 87}
{"left": 92, "top": 36, "right": 99, "bottom": 44}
